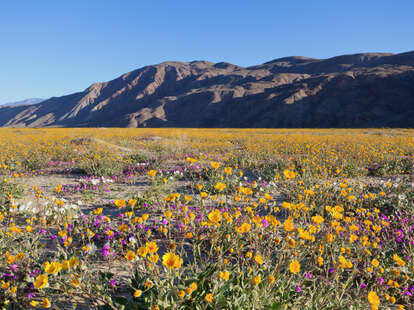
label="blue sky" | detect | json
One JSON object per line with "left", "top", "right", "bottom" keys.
{"left": 1, "top": 0, "right": 413, "bottom": 103}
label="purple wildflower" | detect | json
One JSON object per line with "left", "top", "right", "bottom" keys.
{"left": 101, "top": 245, "right": 111, "bottom": 257}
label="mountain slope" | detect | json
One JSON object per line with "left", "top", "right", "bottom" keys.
{"left": 1, "top": 51, "right": 414, "bottom": 128}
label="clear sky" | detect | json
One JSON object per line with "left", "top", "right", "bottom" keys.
{"left": 1, "top": 0, "right": 413, "bottom": 104}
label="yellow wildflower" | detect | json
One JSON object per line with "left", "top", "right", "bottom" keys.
{"left": 34, "top": 274, "right": 48, "bottom": 289}
{"left": 289, "top": 260, "right": 300, "bottom": 274}
{"left": 162, "top": 252, "right": 182, "bottom": 269}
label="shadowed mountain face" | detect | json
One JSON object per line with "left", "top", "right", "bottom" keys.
{"left": 1, "top": 51, "right": 414, "bottom": 128}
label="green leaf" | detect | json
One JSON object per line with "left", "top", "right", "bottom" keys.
{"left": 264, "top": 301, "right": 283, "bottom": 310}
{"left": 112, "top": 296, "right": 129, "bottom": 306}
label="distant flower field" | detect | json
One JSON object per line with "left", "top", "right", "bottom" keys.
{"left": 0, "top": 128, "right": 413, "bottom": 309}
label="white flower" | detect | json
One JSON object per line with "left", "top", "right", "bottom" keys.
{"left": 85, "top": 243, "right": 97, "bottom": 254}
{"left": 25, "top": 275, "right": 34, "bottom": 282}
{"left": 19, "top": 201, "right": 32, "bottom": 212}
{"left": 398, "top": 194, "right": 406, "bottom": 201}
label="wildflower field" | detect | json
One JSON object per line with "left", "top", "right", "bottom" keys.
{"left": 0, "top": 128, "right": 413, "bottom": 310}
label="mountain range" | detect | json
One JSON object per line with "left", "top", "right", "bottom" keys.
{"left": 1, "top": 98, "right": 44, "bottom": 107}
{"left": 1, "top": 51, "right": 414, "bottom": 128}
